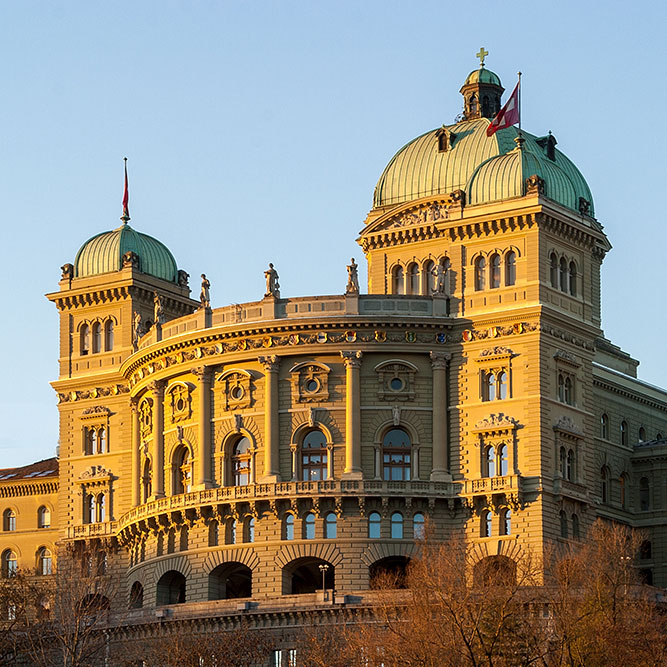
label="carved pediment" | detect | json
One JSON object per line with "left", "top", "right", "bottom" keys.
{"left": 553, "top": 416, "right": 583, "bottom": 436}
{"left": 80, "top": 465, "right": 111, "bottom": 480}
{"left": 474, "top": 413, "right": 518, "bottom": 433}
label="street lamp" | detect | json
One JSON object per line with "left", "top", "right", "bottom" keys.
{"left": 620, "top": 555, "right": 632, "bottom": 596}
{"left": 319, "top": 564, "right": 330, "bottom": 600}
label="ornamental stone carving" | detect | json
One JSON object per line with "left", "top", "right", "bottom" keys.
{"left": 474, "top": 413, "right": 518, "bottom": 432}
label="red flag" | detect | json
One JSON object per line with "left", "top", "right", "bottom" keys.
{"left": 122, "top": 158, "right": 130, "bottom": 219}
{"left": 486, "top": 82, "right": 520, "bottom": 137}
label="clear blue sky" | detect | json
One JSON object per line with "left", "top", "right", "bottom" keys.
{"left": 1, "top": 1, "right": 665, "bottom": 467}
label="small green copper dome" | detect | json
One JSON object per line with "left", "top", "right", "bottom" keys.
{"left": 74, "top": 223, "right": 178, "bottom": 283}
{"left": 463, "top": 67, "right": 502, "bottom": 87}
{"left": 373, "top": 118, "right": 594, "bottom": 216}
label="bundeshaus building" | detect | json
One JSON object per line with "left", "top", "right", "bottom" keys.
{"left": 2, "top": 54, "right": 666, "bottom": 627}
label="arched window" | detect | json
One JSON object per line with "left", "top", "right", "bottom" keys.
{"left": 469, "top": 93, "right": 478, "bottom": 114}
{"left": 390, "top": 512, "right": 403, "bottom": 539}
{"left": 232, "top": 436, "right": 251, "bottom": 485}
{"left": 3, "top": 510, "right": 16, "bottom": 532}
{"left": 37, "top": 548, "right": 52, "bottom": 576}
{"left": 601, "top": 467, "right": 610, "bottom": 503}
{"left": 620, "top": 474, "right": 628, "bottom": 509}
{"left": 424, "top": 260, "right": 435, "bottom": 294}
{"left": 382, "top": 428, "right": 411, "bottom": 481}
{"left": 129, "top": 582, "right": 144, "bottom": 609}
{"left": 413, "top": 513, "right": 425, "bottom": 540}
{"left": 80, "top": 324, "right": 90, "bottom": 356}
{"left": 500, "top": 509, "right": 511, "bottom": 536}
{"left": 620, "top": 420, "right": 628, "bottom": 447}
{"left": 38, "top": 506, "right": 50, "bottom": 529}
{"left": 560, "top": 510, "right": 568, "bottom": 538}
{"left": 484, "top": 446, "right": 495, "bottom": 478}
{"left": 601, "top": 414, "right": 609, "bottom": 440}
{"left": 639, "top": 426, "right": 647, "bottom": 442}
{"left": 227, "top": 519, "right": 237, "bottom": 545}
{"left": 566, "top": 449, "right": 575, "bottom": 481}
{"left": 173, "top": 448, "right": 192, "bottom": 494}
{"left": 368, "top": 512, "right": 381, "bottom": 539}
{"left": 484, "top": 371, "right": 496, "bottom": 401}
{"left": 142, "top": 459, "right": 152, "bottom": 502}
{"left": 208, "top": 521, "right": 219, "bottom": 547}
{"left": 440, "top": 257, "right": 451, "bottom": 295}
{"left": 498, "top": 444, "right": 508, "bottom": 477}
{"left": 490, "top": 253, "right": 501, "bottom": 289}
{"left": 2, "top": 551, "right": 17, "bottom": 578}
{"left": 640, "top": 477, "right": 650, "bottom": 511}
{"left": 104, "top": 320, "right": 114, "bottom": 351}
{"left": 640, "top": 540, "right": 652, "bottom": 560}
{"left": 481, "top": 510, "right": 492, "bottom": 538}
{"left": 304, "top": 513, "right": 316, "bottom": 540}
{"left": 89, "top": 429, "right": 98, "bottom": 456}
{"left": 564, "top": 377, "right": 573, "bottom": 405}
{"left": 92, "top": 322, "right": 102, "bottom": 354}
{"left": 498, "top": 371, "right": 508, "bottom": 400}
{"left": 559, "top": 257, "right": 567, "bottom": 292}
{"left": 245, "top": 517, "right": 255, "bottom": 543}
{"left": 569, "top": 261, "right": 577, "bottom": 296}
{"left": 301, "top": 429, "right": 328, "bottom": 481}
{"left": 408, "top": 263, "right": 419, "bottom": 295}
{"left": 505, "top": 251, "right": 516, "bottom": 286}
{"left": 474, "top": 256, "right": 486, "bottom": 291}
{"left": 284, "top": 514, "right": 295, "bottom": 541}
{"left": 571, "top": 514, "right": 580, "bottom": 539}
{"left": 392, "top": 266, "right": 405, "bottom": 295}
{"left": 85, "top": 495, "right": 96, "bottom": 524}
{"left": 324, "top": 513, "right": 337, "bottom": 539}
{"left": 550, "top": 253, "right": 558, "bottom": 288}
{"left": 97, "top": 493, "right": 106, "bottom": 522}
{"left": 98, "top": 427, "right": 106, "bottom": 454}
{"left": 557, "top": 374, "right": 565, "bottom": 402}
{"left": 559, "top": 446, "right": 566, "bottom": 478}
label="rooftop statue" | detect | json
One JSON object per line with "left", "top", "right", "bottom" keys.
{"left": 264, "top": 263, "right": 280, "bottom": 298}
{"left": 200, "top": 274, "right": 211, "bottom": 309}
{"left": 346, "top": 258, "right": 359, "bottom": 295}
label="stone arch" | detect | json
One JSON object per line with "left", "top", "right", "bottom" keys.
{"left": 290, "top": 408, "right": 341, "bottom": 444}
{"left": 215, "top": 416, "right": 262, "bottom": 451}
{"left": 203, "top": 547, "right": 260, "bottom": 573}
{"left": 217, "top": 368, "right": 254, "bottom": 382}
{"left": 164, "top": 426, "right": 198, "bottom": 465}
{"left": 371, "top": 415, "right": 422, "bottom": 447}
{"left": 282, "top": 556, "right": 336, "bottom": 595}
{"left": 152, "top": 555, "right": 192, "bottom": 583}
{"left": 275, "top": 542, "right": 343, "bottom": 569}
{"left": 503, "top": 244, "right": 522, "bottom": 259}
{"left": 361, "top": 541, "right": 416, "bottom": 567}
{"left": 468, "top": 249, "right": 490, "bottom": 265}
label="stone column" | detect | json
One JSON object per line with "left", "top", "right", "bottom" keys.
{"left": 430, "top": 352, "right": 452, "bottom": 482}
{"left": 150, "top": 380, "right": 165, "bottom": 498}
{"left": 341, "top": 350, "right": 363, "bottom": 479}
{"left": 193, "top": 366, "right": 213, "bottom": 489}
{"left": 259, "top": 355, "right": 280, "bottom": 482}
{"left": 131, "top": 399, "right": 141, "bottom": 506}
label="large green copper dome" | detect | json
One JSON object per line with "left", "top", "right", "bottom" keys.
{"left": 74, "top": 223, "right": 178, "bottom": 283}
{"left": 373, "top": 72, "right": 594, "bottom": 216}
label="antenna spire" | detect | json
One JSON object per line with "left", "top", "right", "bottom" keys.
{"left": 121, "top": 157, "right": 130, "bottom": 224}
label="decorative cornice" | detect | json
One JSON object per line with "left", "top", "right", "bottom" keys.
{"left": 473, "top": 413, "right": 518, "bottom": 433}
{"left": 57, "top": 384, "right": 129, "bottom": 404}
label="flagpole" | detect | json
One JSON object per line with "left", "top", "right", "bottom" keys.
{"left": 517, "top": 71, "right": 522, "bottom": 137}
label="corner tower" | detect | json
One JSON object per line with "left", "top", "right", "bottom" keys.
{"left": 360, "top": 53, "right": 612, "bottom": 562}
{"left": 46, "top": 170, "right": 198, "bottom": 545}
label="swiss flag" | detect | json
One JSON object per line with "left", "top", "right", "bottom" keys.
{"left": 486, "top": 82, "right": 520, "bottom": 137}
{"left": 122, "top": 159, "right": 130, "bottom": 219}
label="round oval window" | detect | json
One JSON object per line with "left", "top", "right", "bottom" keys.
{"left": 231, "top": 385, "right": 244, "bottom": 400}
{"left": 305, "top": 379, "right": 320, "bottom": 393}
{"left": 389, "top": 377, "right": 404, "bottom": 391}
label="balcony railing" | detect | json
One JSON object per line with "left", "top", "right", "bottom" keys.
{"left": 461, "top": 475, "right": 521, "bottom": 497}
{"left": 118, "top": 479, "right": 460, "bottom": 533}
{"left": 66, "top": 521, "right": 117, "bottom": 540}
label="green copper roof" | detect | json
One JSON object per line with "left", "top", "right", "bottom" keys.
{"left": 74, "top": 223, "right": 178, "bottom": 283}
{"left": 373, "top": 118, "right": 594, "bottom": 216}
{"left": 463, "top": 67, "right": 502, "bottom": 87}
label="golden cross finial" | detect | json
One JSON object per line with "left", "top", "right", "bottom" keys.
{"left": 476, "top": 47, "right": 488, "bottom": 67}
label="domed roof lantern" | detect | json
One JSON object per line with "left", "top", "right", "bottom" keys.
{"left": 460, "top": 48, "right": 505, "bottom": 121}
